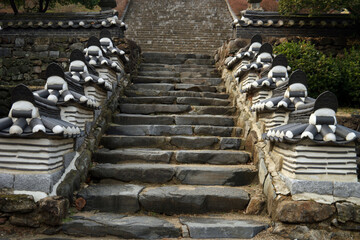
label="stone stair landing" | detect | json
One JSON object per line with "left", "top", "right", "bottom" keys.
{"left": 63, "top": 53, "right": 269, "bottom": 239}
{"left": 124, "top": 0, "right": 233, "bottom": 54}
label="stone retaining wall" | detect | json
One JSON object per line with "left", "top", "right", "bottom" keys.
{"left": 215, "top": 38, "right": 360, "bottom": 231}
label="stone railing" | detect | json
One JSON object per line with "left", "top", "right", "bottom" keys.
{"left": 215, "top": 34, "right": 360, "bottom": 229}
{"left": 0, "top": 29, "right": 141, "bottom": 228}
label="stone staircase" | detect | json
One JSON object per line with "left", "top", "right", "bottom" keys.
{"left": 62, "top": 53, "right": 269, "bottom": 239}
{"left": 124, "top": 0, "right": 233, "bottom": 54}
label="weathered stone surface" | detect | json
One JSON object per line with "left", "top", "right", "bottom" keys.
{"left": 14, "top": 173, "right": 53, "bottom": 193}
{"left": 0, "top": 173, "right": 14, "bottom": 188}
{"left": 275, "top": 200, "right": 336, "bottom": 223}
{"left": 63, "top": 213, "right": 181, "bottom": 239}
{"left": 0, "top": 194, "right": 36, "bottom": 213}
{"left": 39, "top": 196, "right": 69, "bottom": 226}
{"left": 119, "top": 103, "right": 191, "bottom": 114}
{"left": 130, "top": 83, "right": 175, "bottom": 91}
{"left": 180, "top": 217, "right": 268, "bottom": 239}
{"left": 336, "top": 202, "right": 360, "bottom": 223}
{"left": 94, "top": 149, "right": 173, "bottom": 164}
{"left": 139, "top": 186, "right": 250, "bottom": 214}
{"left": 121, "top": 96, "right": 176, "bottom": 104}
{"left": 106, "top": 125, "right": 193, "bottom": 136}
{"left": 56, "top": 169, "right": 81, "bottom": 200}
{"left": 91, "top": 163, "right": 175, "bottom": 183}
{"left": 175, "top": 166, "right": 256, "bottom": 186}
{"left": 191, "top": 106, "right": 236, "bottom": 115}
{"left": 245, "top": 195, "right": 266, "bottom": 215}
{"left": 220, "top": 138, "right": 241, "bottom": 150}
{"left": 101, "top": 136, "right": 166, "bottom": 149}
{"left": 9, "top": 212, "right": 40, "bottom": 228}
{"left": 176, "top": 97, "right": 229, "bottom": 106}
{"left": 194, "top": 126, "right": 234, "bottom": 137}
{"left": 170, "top": 136, "right": 219, "bottom": 149}
{"left": 258, "top": 158, "right": 268, "bottom": 185}
{"left": 281, "top": 174, "right": 333, "bottom": 196}
{"left": 176, "top": 150, "right": 249, "bottom": 164}
{"left": 333, "top": 182, "right": 360, "bottom": 198}
{"left": 77, "top": 184, "right": 144, "bottom": 213}
{"left": 175, "top": 84, "right": 217, "bottom": 92}
{"left": 175, "top": 115, "right": 234, "bottom": 126}
{"left": 114, "top": 114, "right": 174, "bottom": 125}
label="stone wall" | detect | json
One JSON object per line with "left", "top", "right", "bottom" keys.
{"left": 215, "top": 38, "right": 360, "bottom": 232}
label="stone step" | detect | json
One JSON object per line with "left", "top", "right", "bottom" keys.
{"left": 100, "top": 136, "right": 242, "bottom": 150}
{"left": 120, "top": 97, "right": 230, "bottom": 106}
{"left": 63, "top": 213, "right": 181, "bottom": 239}
{"left": 77, "top": 184, "right": 250, "bottom": 214}
{"left": 91, "top": 163, "right": 257, "bottom": 186}
{"left": 119, "top": 104, "right": 234, "bottom": 115}
{"left": 143, "top": 57, "right": 215, "bottom": 65}
{"left": 140, "top": 185, "right": 250, "bottom": 214}
{"left": 113, "top": 114, "right": 235, "bottom": 126}
{"left": 132, "top": 76, "right": 222, "bottom": 85}
{"left": 129, "top": 83, "right": 223, "bottom": 93}
{"left": 139, "top": 63, "right": 216, "bottom": 70}
{"left": 94, "top": 149, "right": 250, "bottom": 165}
{"left": 124, "top": 89, "right": 229, "bottom": 99}
{"left": 106, "top": 124, "right": 242, "bottom": 137}
{"left": 142, "top": 52, "right": 211, "bottom": 60}
{"left": 138, "top": 70, "right": 218, "bottom": 77}
{"left": 63, "top": 213, "right": 268, "bottom": 239}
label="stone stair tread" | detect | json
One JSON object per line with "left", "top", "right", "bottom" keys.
{"left": 180, "top": 217, "right": 269, "bottom": 239}
{"left": 113, "top": 114, "right": 235, "bottom": 126}
{"left": 139, "top": 185, "right": 250, "bottom": 214}
{"left": 90, "top": 163, "right": 257, "bottom": 186}
{"left": 62, "top": 213, "right": 181, "bottom": 239}
{"left": 63, "top": 212, "right": 268, "bottom": 239}
{"left": 130, "top": 83, "right": 221, "bottom": 93}
{"left": 100, "top": 135, "right": 242, "bottom": 150}
{"left": 106, "top": 124, "right": 242, "bottom": 137}
{"left": 124, "top": 90, "right": 229, "bottom": 99}
{"left": 120, "top": 96, "right": 230, "bottom": 106}
{"left": 94, "top": 148, "right": 250, "bottom": 165}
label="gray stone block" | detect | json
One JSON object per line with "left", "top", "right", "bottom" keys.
{"left": 0, "top": 47, "right": 12, "bottom": 57}
{"left": 334, "top": 182, "right": 360, "bottom": 198}
{"left": 94, "top": 149, "right": 173, "bottom": 164}
{"left": 176, "top": 150, "right": 249, "bottom": 165}
{"left": 119, "top": 103, "right": 191, "bottom": 114}
{"left": 281, "top": 174, "right": 333, "bottom": 196}
{"left": 15, "top": 38, "right": 25, "bottom": 47}
{"left": 14, "top": 173, "right": 56, "bottom": 193}
{"left": 139, "top": 185, "right": 250, "bottom": 214}
{"left": 90, "top": 163, "right": 175, "bottom": 183}
{"left": 180, "top": 217, "right": 268, "bottom": 239}
{"left": 63, "top": 151, "right": 76, "bottom": 169}
{"left": 170, "top": 136, "right": 218, "bottom": 149}
{"left": 49, "top": 51, "right": 60, "bottom": 58}
{"left": 101, "top": 136, "right": 166, "bottom": 149}
{"left": 220, "top": 138, "right": 241, "bottom": 150}
{"left": 0, "top": 173, "right": 14, "bottom": 188}
{"left": 78, "top": 184, "right": 144, "bottom": 213}
{"left": 63, "top": 213, "right": 181, "bottom": 239}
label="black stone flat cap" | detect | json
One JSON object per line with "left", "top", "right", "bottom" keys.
{"left": 258, "top": 43, "right": 273, "bottom": 55}
{"left": 11, "top": 84, "right": 35, "bottom": 104}
{"left": 46, "top": 63, "right": 65, "bottom": 79}
{"left": 289, "top": 70, "right": 307, "bottom": 87}
{"left": 251, "top": 34, "right": 262, "bottom": 44}
{"left": 272, "top": 54, "right": 288, "bottom": 67}
{"left": 100, "top": 29, "right": 112, "bottom": 39}
{"left": 87, "top": 36, "right": 102, "bottom": 48}
{"left": 314, "top": 91, "right": 338, "bottom": 112}
{"left": 70, "top": 49, "right": 86, "bottom": 62}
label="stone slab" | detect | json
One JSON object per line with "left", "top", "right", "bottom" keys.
{"left": 94, "top": 149, "right": 173, "bottom": 164}
{"left": 170, "top": 136, "right": 219, "bottom": 149}
{"left": 139, "top": 185, "right": 250, "bottom": 214}
{"left": 334, "top": 182, "right": 360, "bottom": 199}
{"left": 280, "top": 174, "right": 333, "bottom": 196}
{"left": 176, "top": 150, "right": 249, "bottom": 165}
{"left": 130, "top": 83, "right": 175, "bottom": 91}
{"left": 175, "top": 115, "right": 234, "bottom": 126}
{"left": 101, "top": 136, "right": 167, "bottom": 149}
{"left": 220, "top": 138, "right": 241, "bottom": 150}
{"left": 191, "top": 106, "right": 236, "bottom": 115}
{"left": 194, "top": 126, "right": 234, "bottom": 137}
{"left": 175, "top": 166, "right": 257, "bottom": 186}
{"left": 63, "top": 213, "right": 181, "bottom": 239}
{"left": 0, "top": 173, "right": 14, "bottom": 188}
{"left": 121, "top": 96, "right": 176, "bottom": 104}
{"left": 176, "top": 97, "right": 229, "bottom": 106}
{"left": 77, "top": 184, "right": 144, "bottom": 213}
{"left": 119, "top": 104, "right": 191, "bottom": 114}
{"left": 106, "top": 125, "right": 193, "bottom": 136}
{"left": 114, "top": 114, "right": 174, "bottom": 125}
{"left": 90, "top": 163, "right": 175, "bottom": 183}
{"left": 180, "top": 217, "right": 268, "bottom": 239}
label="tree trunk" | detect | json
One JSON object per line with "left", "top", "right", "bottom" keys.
{"left": 42, "top": 0, "right": 50, "bottom": 12}
{"left": 39, "top": 0, "right": 44, "bottom": 12}
{"left": 9, "top": 0, "right": 18, "bottom": 14}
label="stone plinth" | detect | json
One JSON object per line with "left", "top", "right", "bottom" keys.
{"left": 272, "top": 141, "right": 357, "bottom": 182}
{"left": 60, "top": 104, "right": 94, "bottom": 132}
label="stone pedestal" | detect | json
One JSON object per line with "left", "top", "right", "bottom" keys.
{"left": 0, "top": 137, "right": 75, "bottom": 193}
{"left": 60, "top": 104, "right": 95, "bottom": 132}
{"left": 272, "top": 140, "right": 358, "bottom": 182}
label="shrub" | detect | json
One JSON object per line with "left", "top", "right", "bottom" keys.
{"left": 274, "top": 41, "right": 360, "bottom": 107}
